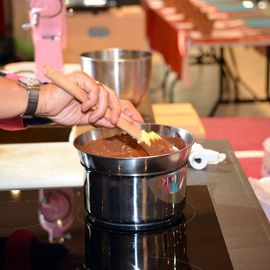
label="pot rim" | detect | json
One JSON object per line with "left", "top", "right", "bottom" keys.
{"left": 80, "top": 48, "right": 152, "bottom": 63}
{"left": 73, "top": 126, "right": 194, "bottom": 160}
{"left": 73, "top": 124, "right": 195, "bottom": 175}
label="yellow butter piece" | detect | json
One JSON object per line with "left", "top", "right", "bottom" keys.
{"left": 138, "top": 130, "right": 161, "bottom": 146}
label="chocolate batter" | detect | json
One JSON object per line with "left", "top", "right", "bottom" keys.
{"left": 78, "top": 133, "right": 186, "bottom": 158}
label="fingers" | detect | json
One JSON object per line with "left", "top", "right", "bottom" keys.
{"left": 119, "top": 100, "right": 144, "bottom": 125}
{"left": 98, "top": 83, "right": 121, "bottom": 125}
{"left": 87, "top": 85, "right": 109, "bottom": 123}
{"left": 68, "top": 73, "right": 111, "bottom": 123}
{"left": 66, "top": 72, "right": 144, "bottom": 127}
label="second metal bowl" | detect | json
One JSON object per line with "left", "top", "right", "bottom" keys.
{"left": 73, "top": 124, "right": 195, "bottom": 176}
{"left": 80, "top": 48, "right": 152, "bottom": 106}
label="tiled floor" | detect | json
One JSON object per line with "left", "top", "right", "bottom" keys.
{"left": 149, "top": 46, "right": 270, "bottom": 117}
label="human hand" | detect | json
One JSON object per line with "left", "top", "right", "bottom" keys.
{"left": 91, "top": 83, "right": 144, "bottom": 128}
{"left": 36, "top": 71, "right": 144, "bottom": 127}
{"left": 94, "top": 99, "right": 144, "bottom": 129}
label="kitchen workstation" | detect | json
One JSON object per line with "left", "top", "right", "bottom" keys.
{"left": 1, "top": 0, "right": 270, "bottom": 269}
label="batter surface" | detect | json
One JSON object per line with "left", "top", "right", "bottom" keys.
{"left": 78, "top": 133, "right": 186, "bottom": 158}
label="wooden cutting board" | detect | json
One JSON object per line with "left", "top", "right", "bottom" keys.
{"left": 0, "top": 142, "right": 84, "bottom": 190}
{"left": 152, "top": 103, "right": 206, "bottom": 139}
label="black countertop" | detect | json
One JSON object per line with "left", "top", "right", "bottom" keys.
{"left": 0, "top": 139, "right": 269, "bottom": 268}
{"left": 188, "top": 139, "right": 270, "bottom": 270}
{"left": 0, "top": 101, "right": 269, "bottom": 268}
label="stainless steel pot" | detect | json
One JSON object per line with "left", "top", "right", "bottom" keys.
{"left": 84, "top": 166, "right": 187, "bottom": 231}
{"left": 74, "top": 124, "right": 194, "bottom": 230}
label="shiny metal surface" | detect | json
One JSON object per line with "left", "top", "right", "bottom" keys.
{"left": 76, "top": 124, "right": 193, "bottom": 228}
{"left": 84, "top": 167, "right": 187, "bottom": 228}
{"left": 74, "top": 124, "right": 195, "bottom": 176}
{"left": 80, "top": 48, "right": 152, "bottom": 106}
{"left": 84, "top": 221, "right": 188, "bottom": 270}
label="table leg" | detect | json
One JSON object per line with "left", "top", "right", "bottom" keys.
{"left": 209, "top": 47, "right": 227, "bottom": 116}
{"left": 209, "top": 46, "right": 270, "bottom": 116}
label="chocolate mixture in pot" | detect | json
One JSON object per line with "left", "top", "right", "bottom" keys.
{"left": 78, "top": 133, "right": 186, "bottom": 158}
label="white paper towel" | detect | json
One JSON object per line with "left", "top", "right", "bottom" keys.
{"left": 0, "top": 142, "right": 84, "bottom": 190}
{"left": 189, "top": 143, "right": 226, "bottom": 170}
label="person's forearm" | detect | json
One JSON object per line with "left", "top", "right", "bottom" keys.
{"left": 0, "top": 77, "right": 28, "bottom": 119}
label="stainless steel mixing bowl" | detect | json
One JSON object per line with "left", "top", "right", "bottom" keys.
{"left": 73, "top": 124, "right": 195, "bottom": 176}
{"left": 80, "top": 48, "right": 152, "bottom": 106}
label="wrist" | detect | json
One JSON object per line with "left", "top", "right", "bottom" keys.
{"left": 35, "top": 84, "right": 49, "bottom": 117}
{"left": 21, "top": 83, "right": 53, "bottom": 126}
{"left": 16, "top": 83, "right": 29, "bottom": 116}
{"left": 17, "top": 78, "right": 54, "bottom": 126}
{"left": 18, "top": 77, "right": 43, "bottom": 117}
